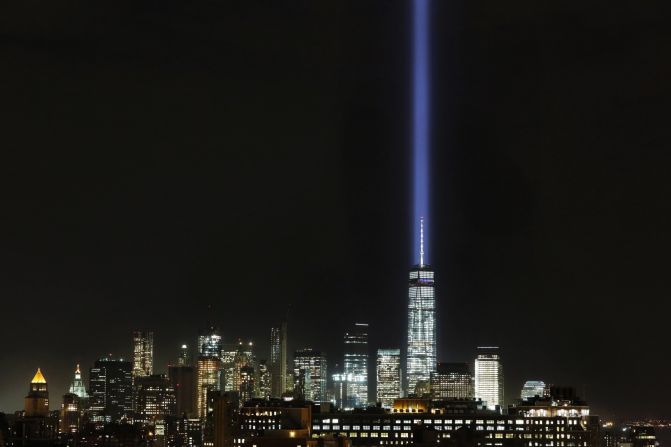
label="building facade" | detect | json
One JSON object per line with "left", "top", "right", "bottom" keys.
{"left": 521, "top": 380, "right": 548, "bottom": 401}
{"left": 135, "top": 374, "right": 177, "bottom": 422}
{"left": 294, "top": 349, "right": 328, "bottom": 402}
{"left": 133, "top": 330, "right": 154, "bottom": 379}
{"left": 270, "top": 322, "right": 288, "bottom": 397}
{"left": 430, "top": 362, "right": 474, "bottom": 400}
{"left": 475, "top": 347, "right": 504, "bottom": 409}
{"left": 342, "top": 323, "right": 369, "bottom": 408}
{"left": 196, "top": 357, "right": 221, "bottom": 419}
{"left": 376, "top": 349, "right": 401, "bottom": 409}
{"left": 406, "top": 220, "right": 436, "bottom": 396}
{"left": 68, "top": 364, "right": 88, "bottom": 400}
{"left": 88, "top": 357, "right": 133, "bottom": 423}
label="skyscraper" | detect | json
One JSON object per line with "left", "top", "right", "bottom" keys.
{"left": 341, "top": 323, "right": 369, "bottom": 408}
{"left": 132, "top": 331, "right": 154, "bottom": 379}
{"left": 178, "top": 344, "right": 190, "bottom": 366}
{"left": 88, "top": 357, "right": 133, "bottom": 423}
{"left": 270, "top": 322, "right": 287, "bottom": 397}
{"left": 196, "top": 357, "right": 221, "bottom": 419}
{"left": 376, "top": 349, "right": 401, "bottom": 408}
{"left": 406, "top": 218, "right": 436, "bottom": 395}
{"left": 59, "top": 393, "right": 81, "bottom": 434}
{"left": 25, "top": 368, "right": 49, "bottom": 417}
{"left": 198, "top": 324, "right": 222, "bottom": 358}
{"left": 293, "top": 349, "right": 327, "bottom": 402}
{"left": 169, "top": 345, "right": 195, "bottom": 417}
{"left": 430, "top": 362, "right": 475, "bottom": 400}
{"left": 134, "top": 374, "right": 177, "bottom": 422}
{"left": 257, "top": 360, "right": 271, "bottom": 399}
{"left": 474, "top": 347, "right": 504, "bottom": 409}
{"left": 68, "top": 364, "right": 88, "bottom": 399}
{"left": 521, "top": 380, "right": 547, "bottom": 401}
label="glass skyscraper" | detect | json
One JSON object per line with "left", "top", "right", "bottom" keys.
{"left": 474, "top": 347, "right": 504, "bottom": 409}
{"left": 376, "top": 349, "right": 401, "bottom": 408}
{"left": 132, "top": 330, "right": 154, "bottom": 380}
{"left": 270, "top": 322, "right": 287, "bottom": 397}
{"left": 406, "top": 219, "right": 436, "bottom": 395}
{"left": 430, "top": 362, "right": 474, "bottom": 400}
{"left": 293, "top": 349, "right": 327, "bottom": 402}
{"left": 342, "top": 323, "right": 369, "bottom": 408}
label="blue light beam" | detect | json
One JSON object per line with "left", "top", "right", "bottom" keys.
{"left": 412, "top": 0, "right": 430, "bottom": 265}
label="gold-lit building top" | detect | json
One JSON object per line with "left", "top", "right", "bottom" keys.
{"left": 31, "top": 368, "right": 47, "bottom": 384}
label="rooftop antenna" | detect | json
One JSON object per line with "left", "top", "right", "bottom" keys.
{"left": 420, "top": 217, "right": 425, "bottom": 266}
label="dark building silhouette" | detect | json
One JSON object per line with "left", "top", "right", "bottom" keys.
{"left": 88, "top": 357, "right": 133, "bottom": 423}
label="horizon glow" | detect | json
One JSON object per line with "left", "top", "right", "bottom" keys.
{"left": 413, "top": 0, "right": 430, "bottom": 265}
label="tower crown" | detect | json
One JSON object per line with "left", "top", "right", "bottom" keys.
{"left": 31, "top": 368, "right": 47, "bottom": 384}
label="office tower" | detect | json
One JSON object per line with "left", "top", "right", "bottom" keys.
{"left": 221, "top": 340, "right": 254, "bottom": 393}
{"left": 196, "top": 357, "right": 221, "bottom": 419}
{"left": 521, "top": 380, "right": 548, "bottom": 401}
{"left": 257, "top": 360, "right": 271, "bottom": 399}
{"left": 59, "top": 393, "right": 81, "bottom": 434}
{"left": 24, "top": 368, "right": 49, "bottom": 417}
{"left": 406, "top": 218, "right": 436, "bottom": 395}
{"left": 169, "top": 365, "right": 195, "bottom": 417}
{"left": 198, "top": 324, "right": 222, "bottom": 358}
{"left": 68, "top": 364, "right": 88, "bottom": 399}
{"left": 270, "top": 322, "right": 288, "bottom": 397}
{"left": 239, "top": 366, "right": 255, "bottom": 405}
{"left": 342, "top": 322, "right": 369, "bottom": 408}
{"left": 430, "top": 362, "right": 474, "bottom": 400}
{"left": 178, "top": 344, "right": 190, "bottom": 366}
{"left": 293, "top": 349, "right": 327, "bottom": 402}
{"left": 134, "top": 374, "right": 177, "bottom": 422}
{"left": 132, "top": 331, "right": 154, "bottom": 380}
{"left": 474, "top": 347, "right": 504, "bottom": 409}
{"left": 88, "top": 357, "right": 133, "bottom": 423}
{"left": 376, "top": 349, "right": 401, "bottom": 408}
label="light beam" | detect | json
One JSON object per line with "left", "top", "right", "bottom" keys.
{"left": 412, "top": 0, "right": 430, "bottom": 264}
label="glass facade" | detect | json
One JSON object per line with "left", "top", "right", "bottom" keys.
{"left": 197, "top": 326, "right": 222, "bottom": 358}
{"left": 293, "top": 349, "right": 327, "bottom": 402}
{"left": 342, "top": 323, "right": 369, "bottom": 408}
{"left": 132, "top": 331, "right": 154, "bottom": 379}
{"left": 406, "top": 265, "right": 436, "bottom": 395}
{"left": 270, "top": 323, "right": 287, "bottom": 397}
{"left": 376, "top": 349, "right": 401, "bottom": 408}
{"left": 475, "top": 347, "right": 504, "bottom": 409}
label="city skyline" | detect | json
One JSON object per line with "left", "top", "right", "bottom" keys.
{"left": 1, "top": 0, "right": 668, "bottom": 424}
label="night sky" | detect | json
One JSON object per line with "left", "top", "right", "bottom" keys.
{"left": 1, "top": 0, "right": 669, "bottom": 420}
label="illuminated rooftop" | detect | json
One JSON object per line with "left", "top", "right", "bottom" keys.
{"left": 31, "top": 368, "right": 47, "bottom": 384}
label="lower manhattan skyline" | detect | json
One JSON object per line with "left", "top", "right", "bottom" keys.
{"left": 1, "top": 0, "right": 670, "bottom": 439}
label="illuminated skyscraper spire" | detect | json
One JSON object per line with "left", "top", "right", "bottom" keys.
{"left": 420, "top": 217, "right": 425, "bottom": 266}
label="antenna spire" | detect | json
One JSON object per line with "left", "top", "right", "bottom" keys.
{"left": 420, "top": 217, "right": 425, "bottom": 266}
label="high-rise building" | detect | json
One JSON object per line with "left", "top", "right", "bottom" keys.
{"left": 88, "top": 357, "right": 133, "bottom": 423}
{"left": 198, "top": 324, "right": 222, "bottom": 358}
{"left": 430, "top": 362, "right": 474, "bottom": 400}
{"left": 134, "top": 374, "right": 177, "bottom": 422}
{"left": 257, "top": 360, "right": 271, "bottom": 400}
{"left": 59, "top": 393, "right": 81, "bottom": 434}
{"left": 24, "top": 368, "right": 49, "bottom": 418}
{"left": 269, "top": 322, "right": 287, "bottom": 397}
{"left": 221, "top": 340, "right": 254, "bottom": 394}
{"left": 342, "top": 323, "right": 369, "bottom": 408}
{"left": 521, "top": 380, "right": 548, "bottom": 401}
{"left": 195, "top": 357, "right": 221, "bottom": 419}
{"left": 68, "top": 364, "right": 88, "bottom": 399}
{"left": 474, "top": 347, "right": 504, "bottom": 409}
{"left": 178, "top": 344, "right": 190, "bottom": 366}
{"left": 293, "top": 349, "right": 327, "bottom": 402}
{"left": 406, "top": 218, "right": 436, "bottom": 395}
{"left": 376, "top": 349, "right": 401, "bottom": 408}
{"left": 239, "top": 366, "right": 256, "bottom": 405}
{"left": 133, "top": 331, "right": 154, "bottom": 380}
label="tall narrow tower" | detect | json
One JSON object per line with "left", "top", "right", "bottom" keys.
{"left": 406, "top": 218, "right": 436, "bottom": 395}
{"left": 270, "top": 321, "right": 287, "bottom": 397}
{"left": 132, "top": 330, "right": 154, "bottom": 379}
